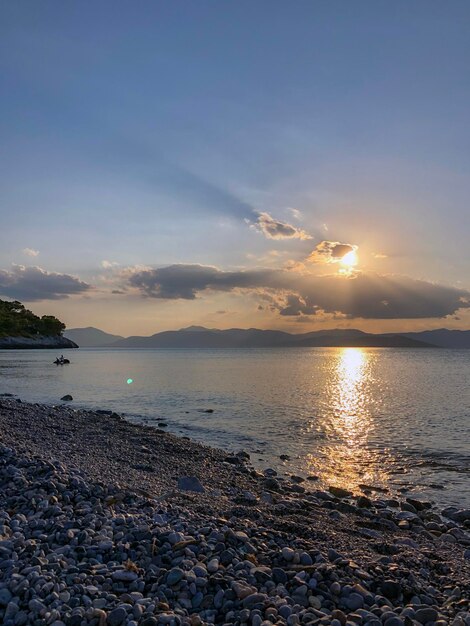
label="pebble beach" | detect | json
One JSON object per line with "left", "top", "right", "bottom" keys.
{"left": 0, "top": 396, "right": 469, "bottom": 626}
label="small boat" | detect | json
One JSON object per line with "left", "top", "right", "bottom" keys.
{"left": 53, "top": 358, "right": 70, "bottom": 365}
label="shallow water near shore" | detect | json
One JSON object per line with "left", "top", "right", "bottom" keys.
{"left": 1, "top": 347, "right": 469, "bottom": 508}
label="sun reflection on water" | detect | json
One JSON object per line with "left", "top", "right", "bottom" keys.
{"left": 306, "top": 348, "right": 391, "bottom": 491}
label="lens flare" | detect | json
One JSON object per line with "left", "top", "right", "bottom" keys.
{"left": 127, "top": 378, "right": 133, "bottom": 384}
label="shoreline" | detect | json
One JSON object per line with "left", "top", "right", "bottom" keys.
{"left": 0, "top": 336, "right": 78, "bottom": 349}
{"left": 0, "top": 397, "right": 469, "bottom": 625}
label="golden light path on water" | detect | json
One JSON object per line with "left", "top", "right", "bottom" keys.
{"left": 305, "top": 348, "right": 392, "bottom": 491}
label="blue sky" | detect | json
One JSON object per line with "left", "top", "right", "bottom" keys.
{"left": 1, "top": 2, "right": 469, "bottom": 334}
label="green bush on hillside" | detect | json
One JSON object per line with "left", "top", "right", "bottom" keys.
{"left": 0, "top": 299, "right": 66, "bottom": 338}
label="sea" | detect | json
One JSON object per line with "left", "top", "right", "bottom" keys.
{"left": 1, "top": 347, "right": 469, "bottom": 509}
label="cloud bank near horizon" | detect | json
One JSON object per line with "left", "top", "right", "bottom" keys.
{"left": 125, "top": 263, "right": 470, "bottom": 320}
{"left": 2, "top": 261, "right": 469, "bottom": 322}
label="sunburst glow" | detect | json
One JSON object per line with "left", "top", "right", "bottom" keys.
{"left": 340, "top": 250, "right": 358, "bottom": 268}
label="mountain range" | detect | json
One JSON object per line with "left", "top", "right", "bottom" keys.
{"left": 63, "top": 326, "right": 470, "bottom": 349}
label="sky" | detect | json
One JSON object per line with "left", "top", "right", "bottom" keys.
{"left": 1, "top": 1, "right": 470, "bottom": 336}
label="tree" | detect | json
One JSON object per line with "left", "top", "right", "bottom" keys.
{"left": 0, "top": 299, "right": 67, "bottom": 338}
{"left": 39, "top": 315, "right": 66, "bottom": 337}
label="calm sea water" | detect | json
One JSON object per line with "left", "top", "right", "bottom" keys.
{"left": 1, "top": 347, "right": 469, "bottom": 509}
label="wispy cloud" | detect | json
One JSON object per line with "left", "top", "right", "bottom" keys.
{"left": 101, "top": 260, "right": 119, "bottom": 269}
{"left": 287, "top": 208, "right": 303, "bottom": 221}
{"left": 251, "top": 212, "right": 312, "bottom": 240}
{"left": 22, "top": 248, "right": 39, "bottom": 257}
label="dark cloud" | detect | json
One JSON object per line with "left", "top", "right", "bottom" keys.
{"left": 0, "top": 265, "right": 90, "bottom": 301}
{"left": 252, "top": 212, "right": 312, "bottom": 240}
{"left": 308, "top": 241, "right": 356, "bottom": 263}
{"left": 278, "top": 294, "right": 318, "bottom": 316}
{"left": 125, "top": 264, "right": 470, "bottom": 320}
{"left": 275, "top": 273, "right": 470, "bottom": 319}
{"left": 127, "top": 264, "right": 278, "bottom": 299}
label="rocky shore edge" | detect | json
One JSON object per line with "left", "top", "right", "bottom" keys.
{"left": 0, "top": 336, "right": 78, "bottom": 349}
{"left": 0, "top": 397, "right": 469, "bottom": 626}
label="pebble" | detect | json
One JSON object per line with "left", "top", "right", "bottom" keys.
{"left": 167, "top": 567, "right": 184, "bottom": 585}
{"left": 177, "top": 476, "right": 205, "bottom": 493}
{"left": 107, "top": 606, "right": 128, "bottom": 626}
{"left": 0, "top": 401, "right": 469, "bottom": 626}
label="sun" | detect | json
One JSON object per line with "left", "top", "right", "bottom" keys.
{"left": 340, "top": 250, "right": 358, "bottom": 268}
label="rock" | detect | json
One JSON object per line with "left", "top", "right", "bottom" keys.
{"left": 331, "top": 610, "right": 347, "bottom": 625}
{"left": 112, "top": 570, "right": 138, "bottom": 582}
{"left": 225, "top": 455, "right": 244, "bottom": 465}
{"left": 60, "top": 395, "right": 73, "bottom": 401}
{"left": 236, "top": 450, "right": 250, "bottom": 460}
{"left": 177, "top": 476, "right": 205, "bottom": 493}
{"left": 167, "top": 568, "right": 184, "bottom": 585}
{"left": 344, "top": 592, "right": 363, "bottom": 610}
{"left": 415, "top": 608, "right": 438, "bottom": 624}
{"left": 328, "top": 548, "right": 345, "bottom": 562}
{"left": 107, "top": 606, "right": 127, "bottom": 626}
{"left": 232, "top": 581, "right": 256, "bottom": 599}
{"left": 383, "top": 618, "right": 404, "bottom": 626}
{"left": 0, "top": 588, "right": 12, "bottom": 605}
{"left": 329, "top": 486, "right": 353, "bottom": 498}
{"left": 242, "top": 593, "right": 267, "bottom": 609}
{"left": 453, "top": 509, "right": 470, "bottom": 523}
{"left": 380, "top": 580, "right": 402, "bottom": 599}
{"left": 282, "top": 546, "right": 295, "bottom": 561}
{"left": 406, "top": 497, "right": 431, "bottom": 511}
{"left": 207, "top": 558, "right": 219, "bottom": 573}
{"left": 272, "top": 567, "right": 288, "bottom": 584}
{"left": 263, "top": 477, "right": 280, "bottom": 491}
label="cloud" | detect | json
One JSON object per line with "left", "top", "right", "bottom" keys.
{"left": 127, "top": 264, "right": 277, "bottom": 299}
{"left": 22, "top": 248, "right": 39, "bottom": 257}
{"left": 0, "top": 265, "right": 90, "bottom": 301}
{"left": 278, "top": 294, "right": 318, "bottom": 316}
{"left": 307, "top": 241, "right": 356, "bottom": 263}
{"left": 125, "top": 263, "right": 470, "bottom": 320}
{"left": 101, "top": 260, "right": 119, "bottom": 269}
{"left": 287, "top": 208, "right": 303, "bottom": 221}
{"left": 252, "top": 212, "right": 312, "bottom": 240}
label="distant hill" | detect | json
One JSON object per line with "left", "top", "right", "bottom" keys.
{"left": 109, "top": 327, "right": 435, "bottom": 349}
{"left": 399, "top": 329, "right": 470, "bottom": 349}
{"left": 64, "top": 327, "right": 124, "bottom": 347}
